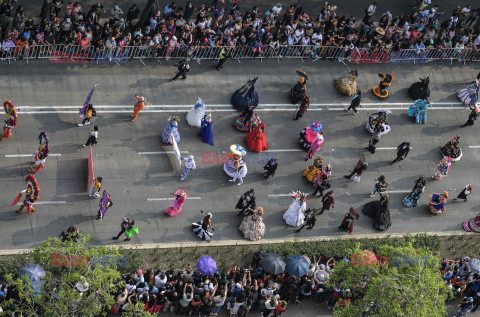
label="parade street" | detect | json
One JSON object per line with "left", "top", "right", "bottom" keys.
{"left": 0, "top": 59, "right": 478, "bottom": 251}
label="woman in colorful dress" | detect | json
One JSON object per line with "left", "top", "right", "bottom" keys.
{"left": 186, "top": 98, "right": 205, "bottom": 127}
{"left": 192, "top": 210, "right": 214, "bottom": 241}
{"left": 165, "top": 189, "right": 188, "bottom": 216}
{"left": 239, "top": 207, "right": 266, "bottom": 241}
{"left": 407, "top": 98, "right": 430, "bottom": 124}
{"left": 244, "top": 122, "right": 268, "bottom": 152}
{"left": 458, "top": 78, "right": 479, "bottom": 107}
{"left": 283, "top": 191, "right": 307, "bottom": 227}
{"left": 161, "top": 116, "right": 181, "bottom": 144}
{"left": 299, "top": 122, "right": 322, "bottom": 151}
{"left": 403, "top": 176, "right": 426, "bottom": 207}
{"left": 232, "top": 105, "right": 261, "bottom": 132}
{"left": 429, "top": 191, "right": 448, "bottom": 214}
{"left": 306, "top": 132, "right": 324, "bottom": 160}
{"left": 200, "top": 111, "right": 214, "bottom": 146}
{"left": 455, "top": 184, "right": 473, "bottom": 202}
{"left": 463, "top": 214, "right": 480, "bottom": 233}
{"left": 303, "top": 157, "right": 323, "bottom": 182}
{"left": 433, "top": 157, "right": 452, "bottom": 179}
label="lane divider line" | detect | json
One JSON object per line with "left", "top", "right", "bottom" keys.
{"left": 383, "top": 190, "right": 411, "bottom": 194}
{"left": 5, "top": 154, "right": 61, "bottom": 158}
{"left": 139, "top": 151, "right": 189, "bottom": 155}
{"left": 468, "top": 146, "right": 480, "bottom": 149}
{"left": 147, "top": 197, "right": 202, "bottom": 201}
{"left": 15, "top": 201, "right": 67, "bottom": 206}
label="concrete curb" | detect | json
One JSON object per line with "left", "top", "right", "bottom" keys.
{"left": 0, "top": 230, "right": 469, "bottom": 256}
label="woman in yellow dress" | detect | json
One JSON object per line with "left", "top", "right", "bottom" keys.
{"left": 303, "top": 157, "right": 323, "bottom": 182}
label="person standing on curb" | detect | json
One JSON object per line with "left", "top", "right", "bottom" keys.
{"left": 112, "top": 217, "right": 135, "bottom": 241}
{"left": 90, "top": 176, "right": 102, "bottom": 198}
{"left": 318, "top": 190, "right": 335, "bottom": 215}
{"left": 131, "top": 94, "right": 145, "bottom": 122}
{"left": 294, "top": 95, "right": 310, "bottom": 120}
{"left": 390, "top": 142, "right": 410, "bottom": 165}
{"left": 78, "top": 104, "right": 96, "bottom": 126}
{"left": 344, "top": 157, "right": 368, "bottom": 181}
{"left": 83, "top": 125, "right": 98, "bottom": 147}
{"left": 344, "top": 90, "right": 361, "bottom": 114}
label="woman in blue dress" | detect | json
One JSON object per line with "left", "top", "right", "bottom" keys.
{"left": 200, "top": 112, "right": 214, "bottom": 146}
{"left": 403, "top": 176, "right": 426, "bottom": 207}
{"left": 408, "top": 98, "right": 430, "bottom": 124}
{"left": 161, "top": 116, "right": 180, "bottom": 144}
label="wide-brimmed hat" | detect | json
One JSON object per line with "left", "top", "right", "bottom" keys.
{"left": 376, "top": 27, "right": 385, "bottom": 35}
{"left": 230, "top": 144, "right": 247, "bottom": 156}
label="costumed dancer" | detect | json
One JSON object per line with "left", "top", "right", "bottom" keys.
{"left": 372, "top": 72, "right": 395, "bottom": 98}
{"left": 13, "top": 174, "right": 39, "bottom": 214}
{"left": 299, "top": 122, "right": 322, "bottom": 151}
{"left": 294, "top": 96, "right": 310, "bottom": 120}
{"left": 403, "top": 176, "right": 426, "bottom": 207}
{"left": 232, "top": 105, "right": 261, "bottom": 132}
{"left": 180, "top": 155, "right": 196, "bottom": 181}
{"left": 161, "top": 116, "right": 180, "bottom": 144}
{"left": 165, "top": 189, "right": 188, "bottom": 216}
{"left": 303, "top": 157, "right": 323, "bottom": 182}
{"left": 440, "top": 136, "right": 462, "bottom": 161}
{"left": 429, "top": 191, "right": 448, "bottom": 214}
{"left": 294, "top": 209, "right": 317, "bottom": 233}
{"left": 463, "top": 214, "right": 480, "bottom": 233}
{"left": 334, "top": 69, "right": 358, "bottom": 96}
{"left": 231, "top": 77, "right": 259, "bottom": 111}
{"left": 318, "top": 190, "right": 335, "bottom": 215}
{"left": 263, "top": 158, "right": 278, "bottom": 179}
{"left": 131, "top": 94, "right": 145, "bottom": 122}
{"left": 361, "top": 194, "right": 391, "bottom": 231}
{"left": 366, "top": 110, "right": 391, "bottom": 135}
{"left": 408, "top": 98, "right": 430, "bottom": 124}
{"left": 28, "top": 132, "right": 50, "bottom": 174}
{"left": 0, "top": 100, "right": 17, "bottom": 142}
{"left": 312, "top": 173, "right": 331, "bottom": 198}
{"left": 236, "top": 189, "right": 256, "bottom": 216}
{"left": 239, "top": 207, "right": 265, "bottom": 241}
{"left": 433, "top": 157, "right": 452, "bottom": 179}
{"left": 408, "top": 76, "right": 430, "bottom": 100}
{"left": 186, "top": 98, "right": 205, "bottom": 127}
{"left": 224, "top": 144, "right": 248, "bottom": 185}
{"left": 283, "top": 191, "right": 307, "bottom": 227}
{"left": 338, "top": 207, "right": 359, "bottom": 235}
{"left": 200, "top": 110, "right": 214, "bottom": 146}
{"left": 457, "top": 78, "right": 479, "bottom": 107}
{"left": 305, "top": 132, "right": 324, "bottom": 160}
{"left": 77, "top": 103, "right": 96, "bottom": 126}
{"left": 244, "top": 122, "right": 268, "bottom": 153}
{"left": 192, "top": 210, "right": 214, "bottom": 241}
{"left": 289, "top": 70, "right": 308, "bottom": 104}
{"left": 454, "top": 184, "right": 473, "bottom": 202}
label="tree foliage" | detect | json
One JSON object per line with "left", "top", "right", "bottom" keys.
{"left": 329, "top": 242, "right": 451, "bottom": 317}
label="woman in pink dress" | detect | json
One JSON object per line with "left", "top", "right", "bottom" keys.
{"left": 306, "top": 132, "right": 324, "bottom": 160}
{"left": 165, "top": 190, "right": 188, "bottom": 216}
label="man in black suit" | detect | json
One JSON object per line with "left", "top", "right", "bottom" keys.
{"left": 344, "top": 90, "right": 362, "bottom": 114}
{"left": 390, "top": 142, "right": 411, "bottom": 165}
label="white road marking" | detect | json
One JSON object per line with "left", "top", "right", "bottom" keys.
{"left": 15, "top": 201, "right": 67, "bottom": 206}
{"left": 468, "top": 146, "right": 480, "bottom": 149}
{"left": 375, "top": 147, "right": 398, "bottom": 150}
{"left": 147, "top": 197, "right": 202, "bottom": 201}
{"left": 265, "top": 149, "right": 303, "bottom": 153}
{"left": 5, "top": 154, "right": 61, "bottom": 158}
{"left": 383, "top": 190, "right": 411, "bottom": 194}
{"left": 268, "top": 194, "right": 293, "bottom": 198}
{"left": 139, "top": 151, "right": 189, "bottom": 155}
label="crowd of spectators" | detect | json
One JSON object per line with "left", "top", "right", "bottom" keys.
{"left": 0, "top": 1, "right": 479, "bottom": 60}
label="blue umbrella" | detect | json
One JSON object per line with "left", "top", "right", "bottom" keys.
{"left": 285, "top": 255, "right": 309, "bottom": 277}
{"left": 197, "top": 256, "right": 217, "bottom": 276}
{"left": 19, "top": 264, "right": 45, "bottom": 282}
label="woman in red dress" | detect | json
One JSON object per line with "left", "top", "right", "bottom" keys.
{"left": 244, "top": 123, "right": 268, "bottom": 153}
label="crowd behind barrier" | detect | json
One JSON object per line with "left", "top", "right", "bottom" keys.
{"left": 3, "top": 44, "right": 480, "bottom": 64}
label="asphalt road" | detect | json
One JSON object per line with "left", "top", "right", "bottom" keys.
{"left": 0, "top": 59, "right": 478, "bottom": 250}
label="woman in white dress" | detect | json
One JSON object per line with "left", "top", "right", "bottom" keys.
{"left": 186, "top": 98, "right": 206, "bottom": 127}
{"left": 283, "top": 192, "right": 307, "bottom": 227}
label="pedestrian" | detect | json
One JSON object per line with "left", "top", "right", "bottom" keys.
{"left": 77, "top": 104, "right": 96, "bottom": 126}
{"left": 170, "top": 59, "right": 190, "bottom": 81}
{"left": 294, "top": 208, "right": 316, "bottom": 233}
{"left": 97, "top": 193, "right": 112, "bottom": 219}
{"left": 338, "top": 207, "right": 359, "bottom": 235}
{"left": 370, "top": 175, "right": 387, "bottom": 197}
{"left": 454, "top": 184, "right": 473, "bottom": 202}
{"left": 273, "top": 300, "right": 288, "bottom": 316}
{"left": 312, "top": 173, "right": 330, "bottom": 197}
{"left": 216, "top": 48, "right": 228, "bottom": 70}
{"left": 236, "top": 189, "right": 256, "bottom": 216}
{"left": 462, "top": 106, "right": 478, "bottom": 127}
{"left": 318, "top": 190, "right": 335, "bottom": 215}
{"left": 90, "top": 176, "right": 102, "bottom": 198}
{"left": 263, "top": 158, "right": 278, "bottom": 178}
{"left": 131, "top": 94, "right": 145, "bottom": 122}
{"left": 83, "top": 125, "right": 98, "bottom": 147}
{"left": 365, "top": 129, "right": 381, "bottom": 154}
{"left": 390, "top": 142, "right": 410, "bottom": 165}
{"left": 344, "top": 157, "right": 368, "bottom": 181}
{"left": 180, "top": 155, "right": 196, "bottom": 181}
{"left": 112, "top": 217, "right": 135, "bottom": 241}
{"left": 344, "top": 90, "right": 362, "bottom": 114}
{"left": 294, "top": 95, "right": 310, "bottom": 120}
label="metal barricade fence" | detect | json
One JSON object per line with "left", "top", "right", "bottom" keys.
{"left": 0, "top": 44, "right": 478, "bottom": 64}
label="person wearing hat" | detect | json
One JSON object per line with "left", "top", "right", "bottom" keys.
{"left": 230, "top": 159, "right": 248, "bottom": 186}
{"left": 339, "top": 207, "right": 359, "bottom": 235}
{"left": 131, "top": 94, "right": 145, "bottom": 121}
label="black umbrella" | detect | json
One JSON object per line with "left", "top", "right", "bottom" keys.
{"left": 260, "top": 252, "right": 286, "bottom": 275}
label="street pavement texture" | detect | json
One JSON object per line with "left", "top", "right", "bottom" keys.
{"left": 0, "top": 59, "right": 479, "bottom": 252}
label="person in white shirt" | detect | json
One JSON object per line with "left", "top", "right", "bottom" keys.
{"left": 419, "top": 0, "right": 431, "bottom": 11}
{"left": 366, "top": 2, "right": 377, "bottom": 17}
{"left": 311, "top": 32, "right": 323, "bottom": 46}
{"left": 180, "top": 155, "right": 196, "bottom": 180}
{"left": 271, "top": 3, "right": 282, "bottom": 18}
{"left": 473, "top": 34, "right": 480, "bottom": 50}
{"left": 83, "top": 125, "right": 98, "bottom": 147}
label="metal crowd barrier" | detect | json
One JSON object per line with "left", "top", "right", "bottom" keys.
{"left": 0, "top": 44, "right": 479, "bottom": 64}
